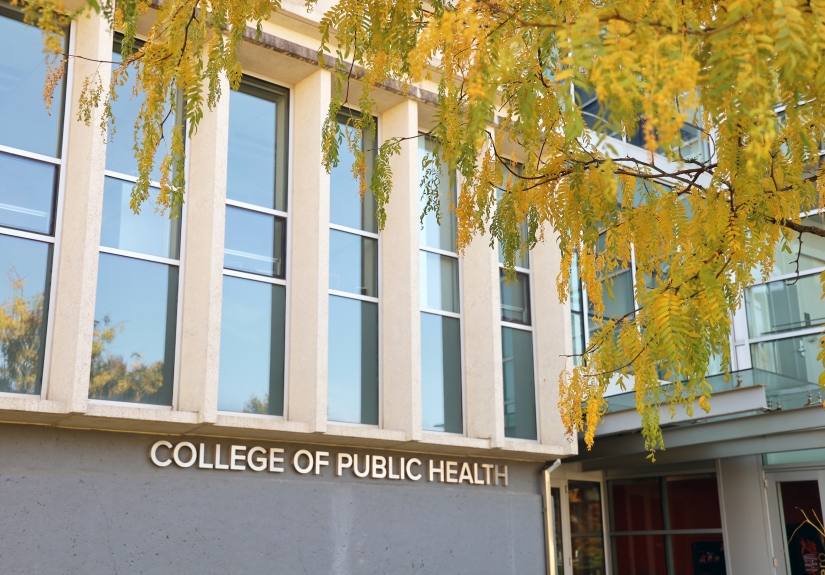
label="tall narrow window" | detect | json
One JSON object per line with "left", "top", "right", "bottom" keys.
{"left": 328, "top": 110, "right": 379, "bottom": 425}
{"left": 570, "top": 252, "right": 586, "bottom": 365}
{"left": 569, "top": 481, "right": 606, "bottom": 575}
{"left": 0, "top": 6, "right": 66, "bottom": 395}
{"left": 419, "top": 136, "right": 462, "bottom": 433}
{"left": 89, "top": 39, "right": 181, "bottom": 405}
{"left": 498, "top": 165, "right": 537, "bottom": 440}
{"left": 218, "top": 78, "right": 289, "bottom": 416}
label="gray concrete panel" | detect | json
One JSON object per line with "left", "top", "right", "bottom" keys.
{"left": 0, "top": 424, "right": 546, "bottom": 574}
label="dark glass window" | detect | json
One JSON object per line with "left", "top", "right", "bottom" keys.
{"left": 569, "top": 481, "right": 606, "bottom": 575}
{"left": 610, "top": 475, "right": 725, "bottom": 575}
{"left": 550, "top": 487, "right": 564, "bottom": 575}
{"left": 613, "top": 535, "right": 667, "bottom": 575}
{"left": 667, "top": 475, "right": 722, "bottom": 530}
{"left": 500, "top": 270, "right": 531, "bottom": 325}
{"left": 501, "top": 326, "right": 537, "bottom": 439}
{"left": 421, "top": 312, "right": 462, "bottom": 433}
{"left": 777, "top": 480, "right": 825, "bottom": 575}
{"left": 611, "top": 478, "right": 664, "bottom": 532}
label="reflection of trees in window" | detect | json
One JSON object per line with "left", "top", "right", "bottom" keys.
{"left": 89, "top": 316, "right": 165, "bottom": 403}
{"left": 244, "top": 394, "right": 269, "bottom": 415}
{"left": 0, "top": 274, "right": 46, "bottom": 394}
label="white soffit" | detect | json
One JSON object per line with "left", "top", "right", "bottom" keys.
{"left": 596, "top": 385, "right": 768, "bottom": 437}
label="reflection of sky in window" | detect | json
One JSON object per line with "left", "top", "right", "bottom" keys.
{"left": 420, "top": 251, "right": 459, "bottom": 313}
{"left": 218, "top": 276, "right": 284, "bottom": 414}
{"left": 330, "top": 122, "right": 363, "bottom": 230}
{"left": 418, "top": 137, "right": 456, "bottom": 252}
{"left": 329, "top": 230, "right": 377, "bottom": 296}
{"left": 0, "top": 153, "right": 56, "bottom": 234}
{"left": 421, "top": 312, "right": 463, "bottom": 433}
{"left": 101, "top": 177, "right": 180, "bottom": 259}
{"left": 0, "top": 235, "right": 49, "bottom": 305}
{"left": 328, "top": 295, "right": 377, "bottom": 424}
{"left": 94, "top": 253, "right": 176, "bottom": 369}
{"left": 227, "top": 90, "right": 279, "bottom": 210}
{"left": 106, "top": 49, "right": 172, "bottom": 181}
{"left": 330, "top": 119, "right": 376, "bottom": 233}
{"left": 421, "top": 312, "right": 446, "bottom": 431}
{"left": 224, "top": 206, "right": 283, "bottom": 277}
{"left": 0, "top": 13, "right": 64, "bottom": 158}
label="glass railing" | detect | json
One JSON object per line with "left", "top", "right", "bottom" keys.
{"left": 604, "top": 368, "right": 824, "bottom": 414}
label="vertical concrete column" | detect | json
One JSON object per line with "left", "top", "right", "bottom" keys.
{"left": 717, "top": 456, "right": 773, "bottom": 575}
{"left": 462, "top": 236, "right": 506, "bottom": 447}
{"left": 287, "top": 69, "right": 331, "bottom": 432}
{"left": 380, "top": 100, "right": 421, "bottom": 440}
{"left": 531, "top": 237, "right": 575, "bottom": 451}
{"left": 45, "top": 13, "right": 113, "bottom": 410}
{"left": 175, "top": 74, "right": 230, "bottom": 420}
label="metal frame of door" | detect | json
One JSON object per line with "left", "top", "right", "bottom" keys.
{"left": 765, "top": 469, "right": 825, "bottom": 575}
{"left": 551, "top": 474, "right": 613, "bottom": 575}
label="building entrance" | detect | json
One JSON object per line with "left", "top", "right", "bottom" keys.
{"left": 767, "top": 471, "right": 825, "bottom": 575}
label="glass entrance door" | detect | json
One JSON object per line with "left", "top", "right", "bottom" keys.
{"left": 767, "top": 471, "right": 825, "bottom": 575}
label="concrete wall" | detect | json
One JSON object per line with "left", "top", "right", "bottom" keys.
{"left": 717, "top": 456, "right": 773, "bottom": 575}
{"left": 0, "top": 424, "right": 547, "bottom": 575}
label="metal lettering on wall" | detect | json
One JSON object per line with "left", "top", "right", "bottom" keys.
{"left": 150, "top": 441, "right": 509, "bottom": 486}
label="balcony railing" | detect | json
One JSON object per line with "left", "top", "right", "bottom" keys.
{"left": 604, "top": 367, "right": 824, "bottom": 415}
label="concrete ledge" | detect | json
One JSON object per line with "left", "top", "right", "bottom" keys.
{"left": 503, "top": 439, "right": 576, "bottom": 458}
{"left": 0, "top": 398, "right": 577, "bottom": 460}
{"left": 0, "top": 396, "right": 69, "bottom": 424}
{"left": 214, "top": 413, "right": 311, "bottom": 434}
{"left": 325, "top": 424, "right": 408, "bottom": 443}
{"left": 421, "top": 432, "right": 491, "bottom": 450}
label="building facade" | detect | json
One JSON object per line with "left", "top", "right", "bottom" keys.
{"left": 1, "top": 1, "right": 824, "bottom": 574}
{"left": 0, "top": 2, "right": 577, "bottom": 573}
{"left": 558, "top": 104, "right": 825, "bottom": 575}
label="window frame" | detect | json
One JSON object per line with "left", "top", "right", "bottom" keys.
{"left": 418, "top": 133, "right": 466, "bottom": 435}
{"left": 731, "top": 207, "right": 825, "bottom": 402}
{"left": 496, "top": 166, "right": 540, "bottom": 442}
{"left": 217, "top": 73, "right": 292, "bottom": 419}
{"left": 0, "top": 4, "right": 72, "bottom": 400}
{"left": 327, "top": 107, "right": 382, "bottom": 427}
{"left": 88, "top": 33, "right": 187, "bottom": 410}
{"left": 607, "top": 473, "right": 726, "bottom": 575}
